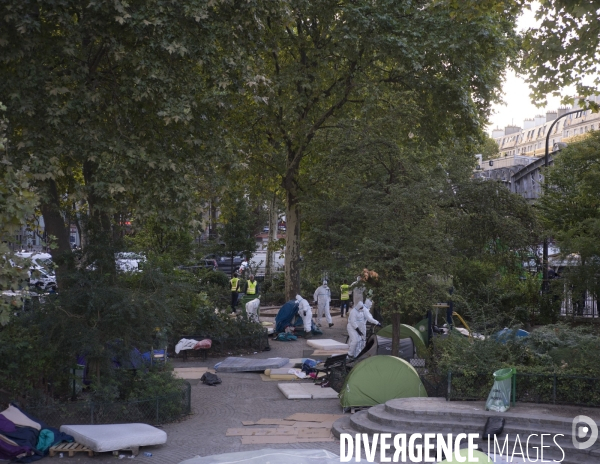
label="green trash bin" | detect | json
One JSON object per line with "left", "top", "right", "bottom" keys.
{"left": 485, "top": 368, "right": 515, "bottom": 412}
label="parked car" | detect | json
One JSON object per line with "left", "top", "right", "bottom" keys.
{"left": 203, "top": 254, "right": 244, "bottom": 276}
{"left": 115, "top": 252, "right": 146, "bottom": 272}
{"left": 177, "top": 258, "right": 218, "bottom": 273}
{"left": 15, "top": 252, "right": 57, "bottom": 290}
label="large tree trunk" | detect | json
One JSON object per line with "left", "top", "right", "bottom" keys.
{"left": 39, "top": 179, "right": 72, "bottom": 289}
{"left": 83, "top": 160, "right": 116, "bottom": 276}
{"left": 266, "top": 192, "right": 278, "bottom": 278}
{"left": 284, "top": 186, "right": 301, "bottom": 300}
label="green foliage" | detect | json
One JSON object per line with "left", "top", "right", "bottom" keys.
{"left": 539, "top": 132, "right": 600, "bottom": 314}
{"left": 0, "top": 262, "right": 260, "bottom": 400}
{"left": 434, "top": 324, "right": 600, "bottom": 378}
{"left": 126, "top": 216, "right": 193, "bottom": 264}
{"left": 218, "top": 193, "right": 257, "bottom": 271}
{"left": 0, "top": 108, "right": 39, "bottom": 322}
{"left": 522, "top": 0, "right": 600, "bottom": 107}
{"left": 476, "top": 134, "right": 500, "bottom": 160}
{"left": 540, "top": 132, "right": 600, "bottom": 260}
{"left": 0, "top": 0, "right": 233, "bottom": 286}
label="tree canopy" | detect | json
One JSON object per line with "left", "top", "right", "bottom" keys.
{"left": 522, "top": 0, "right": 600, "bottom": 108}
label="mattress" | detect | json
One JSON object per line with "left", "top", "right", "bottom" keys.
{"left": 59, "top": 424, "right": 167, "bottom": 452}
{"left": 215, "top": 357, "right": 289, "bottom": 372}
{"left": 306, "top": 339, "right": 348, "bottom": 351}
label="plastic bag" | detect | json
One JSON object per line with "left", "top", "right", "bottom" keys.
{"left": 483, "top": 417, "right": 505, "bottom": 438}
{"left": 485, "top": 368, "right": 514, "bottom": 412}
{"left": 201, "top": 372, "right": 222, "bottom": 386}
{"left": 301, "top": 359, "right": 318, "bottom": 374}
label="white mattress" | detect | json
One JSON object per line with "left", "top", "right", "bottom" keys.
{"left": 59, "top": 424, "right": 167, "bottom": 452}
{"left": 306, "top": 339, "right": 348, "bottom": 351}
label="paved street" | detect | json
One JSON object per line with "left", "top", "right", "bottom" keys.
{"left": 63, "top": 311, "right": 350, "bottom": 463}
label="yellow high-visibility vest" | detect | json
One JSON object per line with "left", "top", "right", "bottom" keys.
{"left": 247, "top": 280, "right": 257, "bottom": 295}
{"left": 340, "top": 284, "right": 350, "bottom": 300}
{"left": 230, "top": 277, "right": 240, "bottom": 291}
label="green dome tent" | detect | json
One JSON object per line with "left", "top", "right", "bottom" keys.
{"left": 376, "top": 324, "right": 427, "bottom": 357}
{"left": 437, "top": 448, "right": 491, "bottom": 463}
{"left": 339, "top": 356, "right": 428, "bottom": 408}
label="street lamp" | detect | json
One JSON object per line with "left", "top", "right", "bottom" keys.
{"left": 542, "top": 107, "right": 586, "bottom": 289}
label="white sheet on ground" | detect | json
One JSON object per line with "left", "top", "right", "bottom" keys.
{"left": 59, "top": 424, "right": 167, "bottom": 452}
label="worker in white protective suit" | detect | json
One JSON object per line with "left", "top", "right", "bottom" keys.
{"left": 347, "top": 301, "right": 380, "bottom": 358}
{"left": 296, "top": 294, "right": 313, "bottom": 336}
{"left": 364, "top": 289, "right": 374, "bottom": 313}
{"left": 245, "top": 297, "right": 261, "bottom": 323}
{"left": 313, "top": 280, "right": 333, "bottom": 328}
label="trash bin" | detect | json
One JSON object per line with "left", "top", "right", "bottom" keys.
{"left": 485, "top": 368, "right": 515, "bottom": 412}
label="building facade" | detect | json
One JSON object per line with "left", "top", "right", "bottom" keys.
{"left": 492, "top": 95, "right": 600, "bottom": 158}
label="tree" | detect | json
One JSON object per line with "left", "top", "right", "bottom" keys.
{"left": 0, "top": 0, "right": 234, "bottom": 287}
{"left": 0, "top": 103, "right": 39, "bottom": 324}
{"left": 522, "top": 0, "right": 600, "bottom": 109}
{"left": 218, "top": 193, "right": 257, "bottom": 277}
{"left": 477, "top": 135, "right": 500, "bottom": 160}
{"left": 226, "top": 0, "right": 520, "bottom": 299}
{"left": 539, "top": 132, "right": 600, "bottom": 310}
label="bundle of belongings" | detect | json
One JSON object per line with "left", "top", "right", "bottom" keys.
{"left": 0, "top": 404, "right": 74, "bottom": 462}
{"left": 174, "top": 338, "right": 212, "bottom": 354}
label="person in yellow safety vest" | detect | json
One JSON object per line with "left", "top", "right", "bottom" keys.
{"left": 340, "top": 280, "right": 350, "bottom": 318}
{"left": 246, "top": 275, "right": 258, "bottom": 297}
{"left": 230, "top": 273, "right": 240, "bottom": 313}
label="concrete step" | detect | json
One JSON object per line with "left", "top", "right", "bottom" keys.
{"left": 332, "top": 408, "right": 599, "bottom": 464}
{"left": 368, "top": 404, "right": 574, "bottom": 437}
{"left": 384, "top": 397, "right": 579, "bottom": 428}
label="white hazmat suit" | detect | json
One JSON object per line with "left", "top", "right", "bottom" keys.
{"left": 245, "top": 298, "right": 261, "bottom": 323}
{"left": 313, "top": 281, "right": 332, "bottom": 326}
{"left": 347, "top": 301, "right": 380, "bottom": 358}
{"left": 296, "top": 294, "right": 313, "bottom": 333}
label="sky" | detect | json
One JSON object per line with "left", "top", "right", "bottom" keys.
{"left": 486, "top": 3, "right": 567, "bottom": 135}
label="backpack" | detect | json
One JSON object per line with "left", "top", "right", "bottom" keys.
{"left": 201, "top": 372, "right": 222, "bottom": 386}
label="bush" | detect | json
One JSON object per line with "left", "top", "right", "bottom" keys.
{"left": 428, "top": 324, "right": 600, "bottom": 405}
{"left": 0, "top": 259, "right": 266, "bottom": 402}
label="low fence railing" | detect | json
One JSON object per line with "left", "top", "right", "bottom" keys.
{"left": 420, "top": 371, "right": 600, "bottom": 407}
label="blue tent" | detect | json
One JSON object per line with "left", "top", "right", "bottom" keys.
{"left": 275, "top": 300, "right": 299, "bottom": 333}
{"left": 495, "top": 328, "right": 529, "bottom": 344}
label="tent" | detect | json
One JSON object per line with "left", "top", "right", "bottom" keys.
{"left": 437, "top": 448, "right": 492, "bottom": 463}
{"left": 494, "top": 328, "right": 529, "bottom": 344}
{"left": 376, "top": 336, "right": 415, "bottom": 361}
{"left": 275, "top": 300, "right": 299, "bottom": 333}
{"left": 376, "top": 324, "right": 427, "bottom": 357}
{"left": 339, "top": 355, "right": 428, "bottom": 408}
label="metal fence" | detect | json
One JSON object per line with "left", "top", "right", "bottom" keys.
{"left": 560, "top": 289, "right": 599, "bottom": 318}
{"left": 19, "top": 381, "right": 191, "bottom": 428}
{"left": 420, "top": 371, "right": 600, "bottom": 407}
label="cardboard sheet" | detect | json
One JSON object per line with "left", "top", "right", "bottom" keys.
{"left": 241, "top": 419, "right": 296, "bottom": 426}
{"left": 215, "top": 357, "right": 289, "bottom": 373}
{"left": 285, "top": 413, "right": 344, "bottom": 422}
{"left": 226, "top": 428, "right": 297, "bottom": 436}
{"left": 240, "top": 436, "right": 334, "bottom": 444}
{"left": 173, "top": 367, "right": 215, "bottom": 379}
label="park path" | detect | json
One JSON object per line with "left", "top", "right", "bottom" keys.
{"left": 63, "top": 312, "right": 350, "bottom": 463}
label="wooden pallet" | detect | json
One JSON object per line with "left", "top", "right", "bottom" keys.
{"left": 49, "top": 442, "right": 93, "bottom": 457}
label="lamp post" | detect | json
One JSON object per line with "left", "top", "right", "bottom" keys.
{"left": 542, "top": 108, "right": 583, "bottom": 290}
